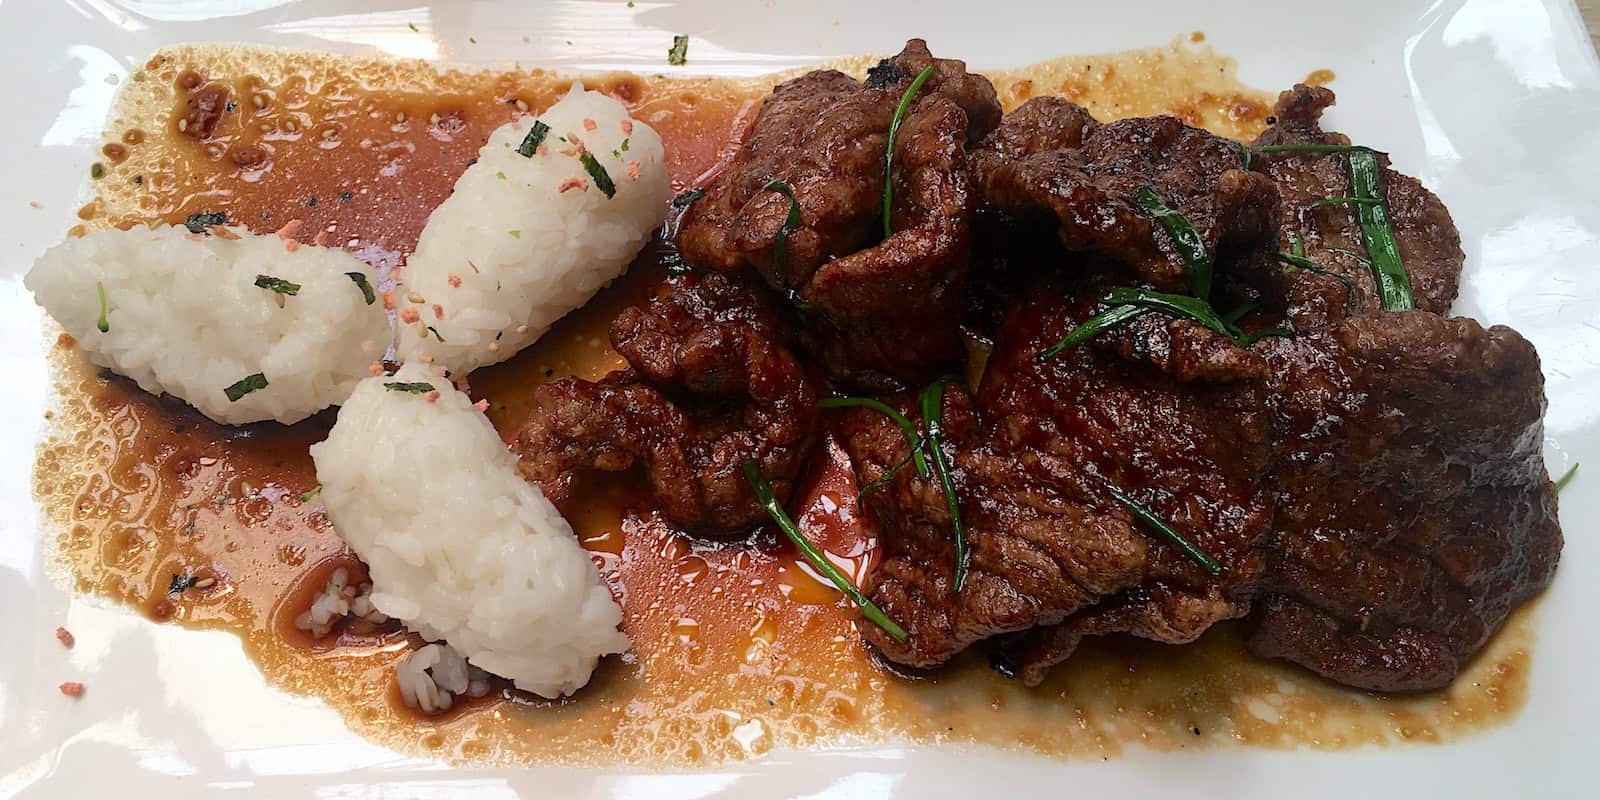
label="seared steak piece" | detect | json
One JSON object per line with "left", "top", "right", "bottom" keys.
{"left": 972, "top": 98, "right": 1281, "bottom": 294}
{"left": 1251, "top": 84, "right": 1464, "bottom": 328}
{"left": 677, "top": 39, "right": 1001, "bottom": 390}
{"left": 513, "top": 271, "right": 819, "bottom": 533}
{"left": 840, "top": 287, "right": 1273, "bottom": 669}
{"left": 1246, "top": 311, "right": 1561, "bottom": 692}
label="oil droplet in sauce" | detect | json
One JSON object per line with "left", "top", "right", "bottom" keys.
{"left": 35, "top": 38, "right": 1536, "bottom": 768}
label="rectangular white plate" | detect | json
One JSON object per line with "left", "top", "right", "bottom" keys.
{"left": 2, "top": 1, "right": 1597, "bottom": 796}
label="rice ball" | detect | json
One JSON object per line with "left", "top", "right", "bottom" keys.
{"left": 309, "top": 362, "right": 630, "bottom": 698}
{"left": 396, "top": 85, "right": 672, "bottom": 374}
{"left": 26, "top": 224, "right": 388, "bottom": 425}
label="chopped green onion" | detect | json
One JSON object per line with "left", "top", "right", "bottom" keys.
{"left": 1037, "top": 304, "right": 1149, "bottom": 361}
{"left": 1253, "top": 144, "right": 1377, "bottom": 155}
{"left": 818, "top": 397, "right": 929, "bottom": 478}
{"left": 918, "top": 379, "right": 968, "bottom": 594}
{"left": 383, "top": 381, "right": 435, "bottom": 394}
{"left": 857, "top": 435, "right": 930, "bottom": 497}
{"left": 742, "top": 459, "right": 907, "bottom": 641}
{"left": 1278, "top": 250, "right": 1360, "bottom": 311}
{"left": 253, "top": 274, "right": 301, "bottom": 296}
{"left": 1302, "top": 196, "right": 1381, "bottom": 210}
{"left": 760, "top": 179, "right": 809, "bottom": 307}
{"left": 90, "top": 162, "right": 105, "bottom": 179}
{"left": 300, "top": 486, "right": 321, "bottom": 503}
{"left": 1102, "top": 286, "right": 1236, "bottom": 340}
{"left": 95, "top": 281, "right": 109, "bottom": 332}
{"left": 184, "top": 211, "right": 227, "bottom": 234}
{"left": 1221, "top": 303, "right": 1258, "bottom": 326}
{"left": 1106, "top": 485, "right": 1222, "bottom": 576}
{"left": 345, "top": 271, "right": 376, "bottom": 305}
{"left": 667, "top": 34, "right": 689, "bottom": 66}
{"left": 1348, "top": 150, "right": 1413, "bottom": 311}
{"left": 407, "top": 21, "right": 419, "bottom": 32}
{"left": 1135, "top": 187, "right": 1214, "bottom": 299}
{"left": 426, "top": 325, "right": 446, "bottom": 342}
{"left": 882, "top": 65, "right": 936, "bottom": 238}
{"left": 224, "top": 373, "right": 268, "bottom": 402}
{"left": 508, "top": 229, "right": 521, "bottom": 239}
{"left": 671, "top": 187, "right": 705, "bottom": 208}
{"left": 1233, "top": 140, "right": 1252, "bottom": 171}
{"left": 1556, "top": 463, "right": 1579, "bottom": 492}
{"left": 580, "top": 151, "right": 616, "bottom": 198}
{"left": 1288, "top": 230, "right": 1306, "bottom": 258}
{"left": 517, "top": 120, "right": 550, "bottom": 157}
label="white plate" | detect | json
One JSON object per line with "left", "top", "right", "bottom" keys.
{"left": 2, "top": 1, "right": 1598, "bottom": 797}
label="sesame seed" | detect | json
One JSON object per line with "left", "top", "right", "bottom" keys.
{"left": 487, "top": 341, "right": 500, "bottom": 353}
{"left": 395, "top": 111, "right": 407, "bottom": 123}
{"left": 322, "top": 128, "right": 338, "bottom": 140}
{"left": 515, "top": 99, "right": 529, "bottom": 112}
{"left": 252, "top": 94, "right": 266, "bottom": 109}
{"left": 193, "top": 577, "right": 216, "bottom": 589}
{"left": 430, "top": 113, "right": 440, "bottom": 125}
{"left": 178, "top": 118, "right": 188, "bottom": 132}
{"left": 284, "top": 120, "right": 298, "bottom": 132}
{"left": 419, "top": 354, "right": 434, "bottom": 364}
{"left": 406, "top": 291, "right": 427, "bottom": 304}
{"left": 259, "top": 123, "right": 272, "bottom": 134}
{"left": 516, "top": 324, "right": 529, "bottom": 334}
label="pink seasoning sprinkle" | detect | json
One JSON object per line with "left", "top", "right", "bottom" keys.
{"left": 275, "top": 219, "right": 304, "bottom": 240}
{"left": 538, "top": 144, "right": 549, "bottom": 156}
{"left": 381, "top": 291, "right": 396, "bottom": 311}
{"left": 209, "top": 226, "right": 241, "bottom": 241}
{"left": 29, "top": 200, "right": 42, "bottom": 209}
{"left": 474, "top": 399, "right": 489, "bottom": 412}
{"left": 312, "top": 230, "right": 331, "bottom": 247}
{"left": 626, "top": 160, "right": 641, "bottom": 181}
{"left": 59, "top": 681, "right": 85, "bottom": 698}
{"left": 582, "top": 117, "right": 597, "bottom": 131}
{"left": 432, "top": 304, "right": 444, "bottom": 320}
{"left": 185, "top": 233, "right": 206, "bottom": 242}
{"left": 399, "top": 307, "right": 421, "bottom": 324}
{"left": 559, "top": 177, "right": 589, "bottom": 193}
{"left": 284, "top": 239, "right": 301, "bottom": 253}
{"left": 423, "top": 390, "right": 441, "bottom": 403}
{"left": 55, "top": 627, "right": 75, "bottom": 648}
{"left": 620, "top": 119, "right": 633, "bottom": 135}
{"left": 447, "top": 274, "right": 462, "bottom": 288}
{"left": 368, "top": 361, "right": 384, "bottom": 377}
{"left": 568, "top": 134, "right": 586, "bottom": 154}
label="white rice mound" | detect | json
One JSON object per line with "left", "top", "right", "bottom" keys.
{"left": 26, "top": 224, "right": 389, "bottom": 425}
{"left": 396, "top": 84, "right": 671, "bottom": 374}
{"left": 309, "top": 362, "right": 629, "bottom": 698}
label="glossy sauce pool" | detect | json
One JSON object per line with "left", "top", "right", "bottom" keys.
{"left": 35, "top": 38, "right": 1533, "bottom": 766}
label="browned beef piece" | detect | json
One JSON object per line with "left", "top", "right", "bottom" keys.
{"left": 1245, "top": 311, "right": 1561, "bottom": 692}
{"left": 677, "top": 39, "right": 1001, "bottom": 390}
{"left": 512, "top": 272, "right": 819, "bottom": 532}
{"left": 972, "top": 100, "right": 1281, "bottom": 294}
{"left": 841, "top": 287, "right": 1273, "bottom": 669}
{"left": 1250, "top": 85, "right": 1464, "bottom": 328}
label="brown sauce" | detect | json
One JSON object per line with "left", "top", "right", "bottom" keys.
{"left": 37, "top": 37, "right": 1532, "bottom": 767}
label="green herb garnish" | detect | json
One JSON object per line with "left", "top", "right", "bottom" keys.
{"left": 742, "top": 459, "right": 908, "bottom": 642}
{"left": 580, "top": 151, "right": 617, "bottom": 198}
{"left": 882, "top": 65, "right": 936, "bottom": 238}
{"left": 300, "top": 486, "right": 322, "bottom": 503}
{"left": 95, "top": 281, "right": 109, "bottom": 332}
{"left": 667, "top": 34, "right": 689, "bottom": 66}
{"left": 1037, "top": 304, "right": 1148, "bottom": 362}
{"left": 761, "top": 179, "right": 803, "bottom": 297}
{"left": 407, "top": 21, "right": 419, "bottom": 32}
{"left": 1348, "top": 149, "right": 1413, "bottom": 311}
{"left": 345, "top": 271, "right": 376, "bottom": 305}
{"left": 508, "top": 229, "right": 521, "bottom": 239}
{"left": 254, "top": 274, "right": 301, "bottom": 296}
{"left": 1106, "top": 485, "right": 1222, "bottom": 576}
{"left": 919, "top": 378, "right": 968, "bottom": 593}
{"left": 1556, "top": 463, "right": 1579, "bottom": 492}
{"left": 819, "top": 397, "right": 929, "bottom": 479}
{"left": 184, "top": 211, "right": 227, "bottom": 234}
{"left": 168, "top": 573, "right": 197, "bottom": 595}
{"left": 90, "top": 162, "right": 105, "bottom": 179}
{"left": 384, "top": 381, "right": 435, "bottom": 394}
{"left": 517, "top": 120, "right": 550, "bottom": 157}
{"left": 1233, "top": 140, "right": 1252, "bottom": 171}
{"left": 1101, "top": 287, "right": 1235, "bottom": 340}
{"left": 1135, "top": 187, "right": 1214, "bottom": 299}
{"left": 1253, "top": 144, "right": 1377, "bottom": 155}
{"left": 426, "top": 325, "right": 446, "bottom": 342}
{"left": 224, "top": 373, "right": 268, "bottom": 402}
